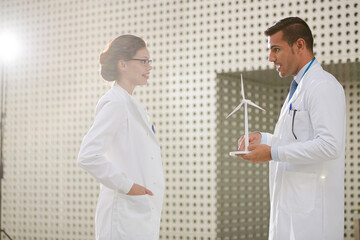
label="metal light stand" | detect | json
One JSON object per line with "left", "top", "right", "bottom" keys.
{"left": 0, "top": 64, "right": 13, "bottom": 240}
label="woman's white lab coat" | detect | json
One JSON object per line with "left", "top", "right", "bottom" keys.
{"left": 263, "top": 60, "right": 345, "bottom": 240}
{"left": 78, "top": 83, "right": 164, "bottom": 240}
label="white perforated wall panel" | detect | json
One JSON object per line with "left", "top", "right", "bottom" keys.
{"left": 0, "top": 0, "right": 358, "bottom": 239}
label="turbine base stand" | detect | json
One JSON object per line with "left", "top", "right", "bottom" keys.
{"left": 229, "top": 150, "right": 250, "bottom": 157}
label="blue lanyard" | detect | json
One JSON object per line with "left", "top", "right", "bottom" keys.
{"left": 288, "top": 57, "right": 315, "bottom": 103}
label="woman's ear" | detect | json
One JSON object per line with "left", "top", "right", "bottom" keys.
{"left": 117, "top": 60, "right": 127, "bottom": 72}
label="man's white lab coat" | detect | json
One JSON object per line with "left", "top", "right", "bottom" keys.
{"left": 263, "top": 60, "right": 345, "bottom": 240}
{"left": 78, "top": 83, "right": 164, "bottom": 240}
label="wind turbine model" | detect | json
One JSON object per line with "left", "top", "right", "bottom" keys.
{"left": 226, "top": 74, "right": 265, "bottom": 156}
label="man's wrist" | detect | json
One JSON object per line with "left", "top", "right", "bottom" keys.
{"left": 271, "top": 146, "right": 279, "bottom": 161}
{"left": 260, "top": 132, "right": 266, "bottom": 144}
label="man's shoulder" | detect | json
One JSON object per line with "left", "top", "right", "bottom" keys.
{"left": 308, "top": 63, "right": 342, "bottom": 90}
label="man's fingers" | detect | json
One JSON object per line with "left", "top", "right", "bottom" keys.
{"left": 249, "top": 132, "right": 261, "bottom": 145}
{"left": 238, "top": 137, "right": 244, "bottom": 150}
{"left": 235, "top": 153, "right": 245, "bottom": 159}
{"left": 247, "top": 144, "right": 257, "bottom": 151}
{"left": 237, "top": 137, "right": 242, "bottom": 147}
{"left": 238, "top": 133, "right": 261, "bottom": 150}
{"left": 240, "top": 153, "right": 252, "bottom": 161}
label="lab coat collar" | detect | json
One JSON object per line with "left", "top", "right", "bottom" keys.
{"left": 293, "top": 59, "right": 313, "bottom": 84}
{"left": 287, "top": 59, "right": 320, "bottom": 104}
{"left": 112, "top": 83, "right": 159, "bottom": 145}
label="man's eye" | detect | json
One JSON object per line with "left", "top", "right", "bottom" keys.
{"left": 142, "top": 60, "right": 147, "bottom": 64}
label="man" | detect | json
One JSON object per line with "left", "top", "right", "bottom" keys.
{"left": 237, "top": 17, "right": 346, "bottom": 240}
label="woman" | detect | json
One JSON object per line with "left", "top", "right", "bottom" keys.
{"left": 78, "top": 35, "right": 165, "bottom": 240}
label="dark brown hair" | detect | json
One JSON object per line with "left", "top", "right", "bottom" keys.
{"left": 99, "top": 35, "right": 146, "bottom": 81}
{"left": 264, "top": 17, "right": 314, "bottom": 53}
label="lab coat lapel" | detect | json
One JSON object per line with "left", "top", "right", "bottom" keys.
{"left": 273, "top": 95, "right": 290, "bottom": 138}
{"left": 129, "top": 98, "right": 159, "bottom": 145}
{"left": 113, "top": 84, "right": 159, "bottom": 145}
{"left": 291, "top": 60, "right": 321, "bottom": 104}
{"left": 274, "top": 85, "right": 303, "bottom": 138}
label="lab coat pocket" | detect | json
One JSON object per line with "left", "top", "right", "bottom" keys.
{"left": 280, "top": 171, "right": 317, "bottom": 214}
{"left": 292, "top": 110, "right": 312, "bottom": 141}
{"left": 113, "top": 193, "right": 153, "bottom": 236}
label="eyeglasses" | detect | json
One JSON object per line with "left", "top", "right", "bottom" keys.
{"left": 128, "top": 58, "right": 152, "bottom": 66}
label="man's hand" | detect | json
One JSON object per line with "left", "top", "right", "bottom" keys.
{"left": 238, "top": 132, "right": 262, "bottom": 150}
{"left": 127, "top": 183, "right": 153, "bottom": 196}
{"left": 237, "top": 144, "right": 272, "bottom": 163}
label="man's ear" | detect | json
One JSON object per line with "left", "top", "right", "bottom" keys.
{"left": 296, "top": 38, "right": 306, "bottom": 53}
{"left": 117, "top": 60, "right": 127, "bottom": 72}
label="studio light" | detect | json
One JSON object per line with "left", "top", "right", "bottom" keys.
{"left": 0, "top": 31, "right": 22, "bottom": 63}
{"left": 0, "top": 29, "right": 21, "bottom": 240}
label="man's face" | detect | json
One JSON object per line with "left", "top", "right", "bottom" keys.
{"left": 267, "top": 31, "right": 300, "bottom": 78}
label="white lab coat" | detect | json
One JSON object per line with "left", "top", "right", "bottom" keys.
{"left": 263, "top": 60, "right": 345, "bottom": 240}
{"left": 78, "top": 83, "right": 165, "bottom": 240}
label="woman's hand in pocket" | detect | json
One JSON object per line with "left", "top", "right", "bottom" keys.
{"left": 127, "top": 183, "right": 153, "bottom": 196}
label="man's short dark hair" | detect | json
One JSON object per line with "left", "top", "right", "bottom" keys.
{"left": 265, "top": 17, "right": 314, "bottom": 53}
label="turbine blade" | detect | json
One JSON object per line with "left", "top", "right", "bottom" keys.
{"left": 226, "top": 102, "right": 244, "bottom": 119}
{"left": 247, "top": 100, "right": 266, "bottom": 111}
{"left": 241, "top": 74, "right": 245, "bottom": 100}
